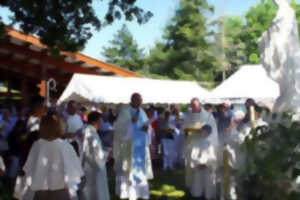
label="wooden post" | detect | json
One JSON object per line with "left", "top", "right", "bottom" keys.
{"left": 38, "top": 65, "right": 47, "bottom": 97}
{"left": 21, "top": 77, "right": 28, "bottom": 105}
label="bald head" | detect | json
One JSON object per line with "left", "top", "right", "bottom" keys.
{"left": 191, "top": 98, "right": 201, "bottom": 113}
{"left": 131, "top": 93, "right": 142, "bottom": 108}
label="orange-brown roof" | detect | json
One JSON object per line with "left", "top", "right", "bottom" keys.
{"left": 0, "top": 27, "right": 141, "bottom": 82}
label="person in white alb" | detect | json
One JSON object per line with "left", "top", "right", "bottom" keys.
{"left": 113, "top": 93, "right": 153, "bottom": 200}
{"left": 81, "top": 111, "right": 110, "bottom": 200}
{"left": 183, "top": 98, "right": 219, "bottom": 200}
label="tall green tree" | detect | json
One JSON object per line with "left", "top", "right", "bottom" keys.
{"left": 102, "top": 24, "right": 145, "bottom": 71}
{"left": 0, "top": 0, "right": 152, "bottom": 52}
{"left": 236, "top": 0, "right": 300, "bottom": 64}
{"left": 148, "top": 0, "right": 215, "bottom": 82}
{"left": 212, "top": 16, "right": 246, "bottom": 81}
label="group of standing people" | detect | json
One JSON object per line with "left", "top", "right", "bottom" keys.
{"left": 0, "top": 93, "right": 267, "bottom": 200}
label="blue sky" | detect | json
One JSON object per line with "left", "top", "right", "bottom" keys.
{"left": 0, "top": 0, "right": 298, "bottom": 60}
{"left": 85, "top": 0, "right": 263, "bottom": 59}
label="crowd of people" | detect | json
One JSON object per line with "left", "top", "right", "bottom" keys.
{"left": 0, "top": 93, "right": 269, "bottom": 200}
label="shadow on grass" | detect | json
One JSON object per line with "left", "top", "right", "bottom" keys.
{"left": 107, "top": 167, "right": 197, "bottom": 200}
{"left": 1, "top": 168, "right": 197, "bottom": 200}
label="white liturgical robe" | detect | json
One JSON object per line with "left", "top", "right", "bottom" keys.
{"left": 183, "top": 109, "right": 218, "bottom": 199}
{"left": 81, "top": 125, "right": 110, "bottom": 200}
{"left": 15, "top": 139, "right": 83, "bottom": 200}
{"left": 113, "top": 105, "right": 153, "bottom": 200}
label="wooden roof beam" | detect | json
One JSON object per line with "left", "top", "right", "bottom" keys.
{"left": 64, "top": 52, "right": 141, "bottom": 77}
{"left": 1, "top": 43, "right": 100, "bottom": 75}
{"left": 0, "top": 56, "right": 70, "bottom": 84}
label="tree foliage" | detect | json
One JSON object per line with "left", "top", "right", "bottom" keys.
{"left": 147, "top": 0, "right": 216, "bottom": 82}
{"left": 231, "top": 0, "right": 300, "bottom": 64}
{"left": 212, "top": 16, "right": 246, "bottom": 81}
{"left": 102, "top": 24, "right": 145, "bottom": 71}
{"left": 237, "top": 113, "right": 300, "bottom": 200}
{"left": 0, "top": 0, "right": 152, "bottom": 52}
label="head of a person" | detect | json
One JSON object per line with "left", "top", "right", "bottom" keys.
{"left": 201, "top": 124, "right": 212, "bottom": 138}
{"left": 80, "top": 106, "right": 87, "bottom": 115}
{"left": 170, "top": 104, "right": 180, "bottom": 116}
{"left": 245, "top": 98, "right": 256, "bottom": 111}
{"left": 204, "top": 104, "right": 213, "bottom": 113}
{"left": 220, "top": 102, "right": 232, "bottom": 117}
{"left": 30, "top": 96, "right": 46, "bottom": 117}
{"left": 131, "top": 93, "right": 142, "bottom": 108}
{"left": 67, "top": 100, "right": 78, "bottom": 115}
{"left": 191, "top": 98, "right": 201, "bottom": 113}
{"left": 146, "top": 107, "right": 154, "bottom": 119}
{"left": 157, "top": 107, "right": 165, "bottom": 119}
{"left": 164, "top": 111, "right": 171, "bottom": 121}
{"left": 40, "top": 112, "right": 65, "bottom": 141}
{"left": 88, "top": 111, "right": 102, "bottom": 130}
{"left": 254, "top": 105, "right": 262, "bottom": 120}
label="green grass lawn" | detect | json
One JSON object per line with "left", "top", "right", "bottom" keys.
{"left": 0, "top": 168, "right": 198, "bottom": 200}
{"left": 107, "top": 168, "right": 198, "bottom": 200}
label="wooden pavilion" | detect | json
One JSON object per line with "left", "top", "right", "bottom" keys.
{"left": 0, "top": 28, "right": 140, "bottom": 105}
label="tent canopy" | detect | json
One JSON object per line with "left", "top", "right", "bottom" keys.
{"left": 210, "top": 64, "right": 280, "bottom": 104}
{"left": 58, "top": 74, "right": 211, "bottom": 104}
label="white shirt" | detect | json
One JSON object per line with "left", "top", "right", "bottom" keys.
{"left": 23, "top": 139, "right": 84, "bottom": 191}
{"left": 66, "top": 114, "right": 84, "bottom": 133}
{"left": 27, "top": 116, "right": 41, "bottom": 132}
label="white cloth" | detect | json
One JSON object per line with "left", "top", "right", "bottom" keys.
{"left": 183, "top": 110, "right": 218, "bottom": 198}
{"left": 189, "top": 136, "right": 217, "bottom": 199}
{"left": 23, "top": 139, "right": 83, "bottom": 192}
{"left": 81, "top": 125, "right": 110, "bottom": 200}
{"left": 27, "top": 116, "right": 40, "bottom": 132}
{"left": 218, "top": 118, "right": 268, "bottom": 200}
{"left": 162, "top": 138, "right": 176, "bottom": 170}
{"left": 66, "top": 114, "right": 84, "bottom": 134}
{"left": 259, "top": 0, "right": 300, "bottom": 112}
{"left": 66, "top": 113, "right": 84, "bottom": 158}
{"left": 183, "top": 110, "right": 218, "bottom": 146}
{"left": 113, "top": 105, "right": 153, "bottom": 200}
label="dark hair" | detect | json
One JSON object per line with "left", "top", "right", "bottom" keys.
{"left": 67, "top": 100, "right": 76, "bottom": 108}
{"left": 88, "top": 111, "right": 102, "bottom": 124}
{"left": 254, "top": 105, "right": 263, "bottom": 113}
{"left": 246, "top": 98, "right": 256, "bottom": 106}
{"left": 80, "top": 106, "right": 87, "bottom": 112}
{"left": 191, "top": 97, "right": 200, "bottom": 104}
{"left": 157, "top": 107, "right": 165, "bottom": 115}
{"left": 164, "top": 111, "right": 170, "bottom": 118}
{"left": 40, "top": 112, "right": 65, "bottom": 140}
{"left": 202, "top": 124, "right": 212, "bottom": 134}
{"left": 204, "top": 104, "right": 213, "bottom": 110}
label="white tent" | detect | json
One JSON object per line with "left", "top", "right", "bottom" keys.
{"left": 58, "top": 74, "right": 211, "bottom": 104}
{"left": 210, "top": 64, "right": 280, "bottom": 104}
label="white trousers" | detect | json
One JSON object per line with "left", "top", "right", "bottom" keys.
{"left": 190, "top": 167, "right": 216, "bottom": 199}
{"left": 162, "top": 139, "right": 175, "bottom": 170}
{"left": 116, "top": 175, "right": 149, "bottom": 200}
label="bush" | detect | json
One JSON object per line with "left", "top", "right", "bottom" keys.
{"left": 236, "top": 114, "right": 300, "bottom": 200}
